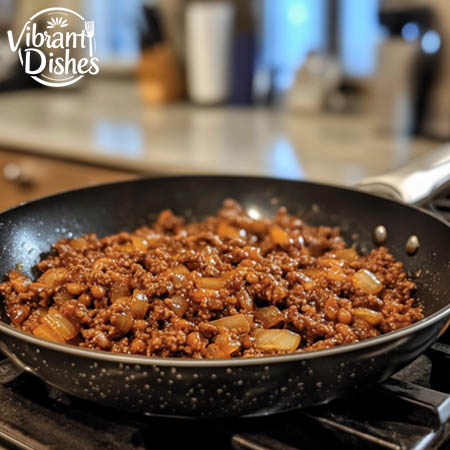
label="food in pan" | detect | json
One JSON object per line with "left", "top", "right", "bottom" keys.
{"left": 0, "top": 200, "right": 423, "bottom": 358}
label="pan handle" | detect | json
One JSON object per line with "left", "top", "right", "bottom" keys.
{"left": 357, "top": 144, "right": 450, "bottom": 205}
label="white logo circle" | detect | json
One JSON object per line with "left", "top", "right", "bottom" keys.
{"left": 8, "top": 7, "right": 99, "bottom": 88}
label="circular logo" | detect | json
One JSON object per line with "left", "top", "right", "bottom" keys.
{"left": 8, "top": 7, "right": 99, "bottom": 87}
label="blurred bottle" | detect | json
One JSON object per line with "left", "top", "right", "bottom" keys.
{"left": 376, "top": 4, "right": 439, "bottom": 136}
{"left": 137, "top": 0, "right": 183, "bottom": 103}
{"left": 419, "top": 1, "right": 450, "bottom": 140}
{"left": 185, "top": 1, "right": 234, "bottom": 104}
{"left": 370, "top": 37, "right": 419, "bottom": 135}
{"left": 229, "top": 0, "right": 256, "bottom": 105}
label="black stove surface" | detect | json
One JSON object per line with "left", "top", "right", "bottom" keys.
{"left": 1, "top": 345, "right": 450, "bottom": 450}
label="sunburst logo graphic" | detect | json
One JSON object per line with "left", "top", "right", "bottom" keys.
{"left": 6, "top": 7, "right": 99, "bottom": 87}
{"left": 46, "top": 17, "right": 68, "bottom": 29}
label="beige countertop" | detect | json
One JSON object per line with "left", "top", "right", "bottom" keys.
{"left": 0, "top": 78, "right": 437, "bottom": 186}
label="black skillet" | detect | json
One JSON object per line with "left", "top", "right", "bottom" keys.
{"left": 0, "top": 149, "right": 449, "bottom": 418}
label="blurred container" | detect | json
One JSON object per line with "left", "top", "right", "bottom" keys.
{"left": 137, "top": 1, "right": 183, "bottom": 104}
{"left": 229, "top": 0, "right": 256, "bottom": 105}
{"left": 185, "top": 1, "right": 234, "bottom": 104}
{"left": 284, "top": 53, "right": 342, "bottom": 113}
{"left": 138, "top": 44, "right": 183, "bottom": 103}
{"left": 370, "top": 38, "right": 419, "bottom": 135}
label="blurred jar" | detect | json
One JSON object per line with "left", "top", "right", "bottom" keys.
{"left": 185, "top": 1, "right": 234, "bottom": 104}
{"left": 370, "top": 37, "right": 419, "bottom": 135}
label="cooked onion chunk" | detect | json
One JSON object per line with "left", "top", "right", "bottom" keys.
{"left": 253, "top": 329, "right": 301, "bottom": 352}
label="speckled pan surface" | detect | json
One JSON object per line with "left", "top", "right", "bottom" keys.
{"left": 0, "top": 176, "right": 449, "bottom": 417}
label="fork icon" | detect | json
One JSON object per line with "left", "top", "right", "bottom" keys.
{"left": 85, "top": 21, "right": 95, "bottom": 57}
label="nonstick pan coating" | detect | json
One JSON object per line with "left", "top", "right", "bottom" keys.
{"left": 0, "top": 176, "right": 449, "bottom": 417}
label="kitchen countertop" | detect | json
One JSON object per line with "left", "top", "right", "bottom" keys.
{"left": 0, "top": 78, "right": 438, "bottom": 186}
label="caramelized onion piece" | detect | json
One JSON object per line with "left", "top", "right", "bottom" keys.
{"left": 204, "top": 344, "right": 228, "bottom": 359}
{"left": 217, "top": 222, "right": 241, "bottom": 239}
{"left": 352, "top": 307, "right": 383, "bottom": 326}
{"left": 252, "top": 329, "right": 301, "bottom": 352}
{"left": 301, "top": 268, "right": 323, "bottom": 279}
{"left": 79, "top": 293, "right": 92, "bottom": 307}
{"left": 171, "top": 273, "right": 185, "bottom": 289}
{"left": 69, "top": 237, "right": 88, "bottom": 250}
{"left": 65, "top": 282, "right": 85, "bottom": 296}
{"left": 270, "top": 225, "right": 290, "bottom": 246}
{"left": 215, "top": 331, "right": 240, "bottom": 356}
{"left": 33, "top": 323, "right": 65, "bottom": 344}
{"left": 211, "top": 314, "right": 251, "bottom": 333}
{"left": 110, "top": 283, "right": 131, "bottom": 302}
{"left": 171, "top": 264, "right": 190, "bottom": 275}
{"left": 41, "top": 307, "right": 79, "bottom": 341}
{"left": 10, "top": 305, "right": 30, "bottom": 325}
{"left": 352, "top": 269, "right": 383, "bottom": 294}
{"left": 324, "top": 297, "right": 338, "bottom": 321}
{"left": 248, "top": 220, "right": 268, "bottom": 234}
{"left": 326, "top": 267, "right": 347, "bottom": 282}
{"left": 237, "top": 288, "right": 254, "bottom": 311}
{"left": 9, "top": 270, "right": 31, "bottom": 293}
{"left": 113, "top": 296, "right": 130, "bottom": 305}
{"left": 196, "top": 277, "right": 226, "bottom": 290}
{"left": 303, "top": 281, "right": 315, "bottom": 291}
{"left": 53, "top": 289, "right": 73, "bottom": 306}
{"left": 94, "top": 330, "right": 111, "bottom": 350}
{"left": 333, "top": 248, "right": 358, "bottom": 262}
{"left": 111, "top": 313, "right": 133, "bottom": 336}
{"left": 39, "top": 268, "right": 69, "bottom": 289}
{"left": 298, "top": 271, "right": 315, "bottom": 290}
{"left": 319, "top": 258, "right": 344, "bottom": 268}
{"left": 168, "top": 295, "right": 189, "bottom": 317}
{"left": 130, "top": 290, "right": 149, "bottom": 319}
{"left": 223, "top": 268, "right": 246, "bottom": 281}
{"left": 169, "top": 266, "right": 190, "bottom": 289}
{"left": 32, "top": 308, "right": 47, "bottom": 321}
{"left": 335, "top": 323, "right": 356, "bottom": 338}
{"left": 254, "top": 306, "right": 285, "bottom": 328}
{"left": 118, "top": 243, "right": 134, "bottom": 252}
{"left": 91, "top": 258, "right": 112, "bottom": 272}
{"left": 337, "top": 308, "right": 352, "bottom": 324}
{"left": 131, "top": 235, "right": 149, "bottom": 251}
{"left": 90, "top": 285, "right": 106, "bottom": 299}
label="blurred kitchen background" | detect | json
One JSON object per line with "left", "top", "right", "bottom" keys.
{"left": 0, "top": 0, "right": 448, "bottom": 210}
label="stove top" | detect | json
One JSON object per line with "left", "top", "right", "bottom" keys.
{"left": 1, "top": 344, "right": 450, "bottom": 450}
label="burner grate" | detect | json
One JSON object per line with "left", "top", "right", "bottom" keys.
{"left": 232, "top": 354, "right": 450, "bottom": 450}
{"left": 1, "top": 347, "right": 450, "bottom": 450}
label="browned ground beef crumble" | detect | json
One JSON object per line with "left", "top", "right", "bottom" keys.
{"left": 0, "top": 200, "right": 423, "bottom": 358}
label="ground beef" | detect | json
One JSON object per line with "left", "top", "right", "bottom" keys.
{"left": 0, "top": 199, "right": 423, "bottom": 359}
